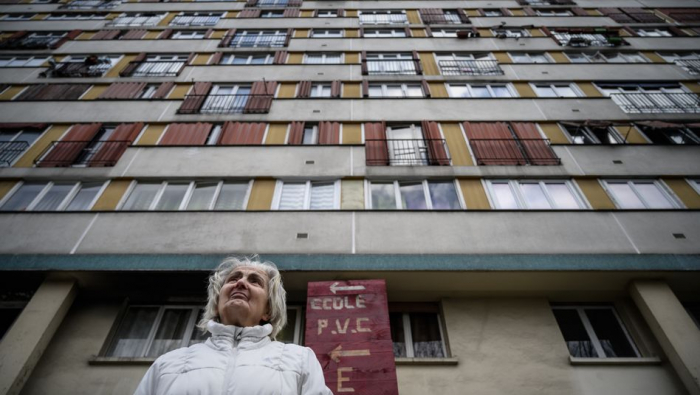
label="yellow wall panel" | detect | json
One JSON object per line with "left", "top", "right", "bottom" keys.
{"left": 345, "top": 52, "right": 359, "bottom": 64}
{"left": 158, "top": 12, "right": 177, "bottom": 26}
{"left": 577, "top": 82, "right": 603, "bottom": 97}
{"left": 31, "top": 13, "right": 48, "bottom": 20}
{"left": 619, "top": 29, "right": 632, "bottom": 37}
{"left": 0, "top": 180, "right": 19, "bottom": 201}
{"left": 612, "top": 125, "right": 648, "bottom": 144}
{"left": 104, "top": 55, "right": 136, "bottom": 78}
{"left": 513, "top": 82, "right": 536, "bottom": 98}
{"left": 529, "top": 28, "right": 545, "bottom": 37}
{"left": 287, "top": 53, "right": 304, "bottom": 64}
{"left": 277, "top": 82, "right": 297, "bottom": 98}
{"left": 441, "top": 123, "right": 472, "bottom": 166}
{"left": 682, "top": 82, "right": 700, "bottom": 94}
{"left": 641, "top": 51, "right": 665, "bottom": 63}
{"left": 343, "top": 83, "right": 362, "bottom": 98}
{"left": 135, "top": 124, "right": 166, "bottom": 145}
{"left": 345, "top": 29, "right": 359, "bottom": 38}
{"left": 419, "top": 52, "right": 440, "bottom": 76}
{"left": 300, "top": 10, "right": 314, "bottom": 17}
{"left": 428, "top": 82, "right": 448, "bottom": 98}
{"left": 345, "top": 10, "right": 358, "bottom": 17}
{"left": 587, "top": 9, "right": 602, "bottom": 16}
{"left": 0, "top": 86, "right": 26, "bottom": 101}
{"left": 265, "top": 123, "right": 288, "bottom": 144}
{"left": 143, "top": 31, "right": 160, "bottom": 39}
{"left": 77, "top": 32, "right": 95, "bottom": 40}
{"left": 294, "top": 29, "right": 310, "bottom": 38}
{"left": 92, "top": 179, "right": 133, "bottom": 211}
{"left": 226, "top": 11, "right": 238, "bottom": 18}
{"left": 478, "top": 29, "right": 493, "bottom": 38}
{"left": 511, "top": 9, "right": 526, "bottom": 16}
{"left": 191, "top": 54, "right": 210, "bottom": 65}
{"left": 575, "top": 179, "right": 616, "bottom": 209}
{"left": 106, "top": 12, "right": 120, "bottom": 19}
{"left": 663, "top": 179, "right": 700, "bottom": 209}
{"left": 167, "top": 84, "right": 192, "bottom": 99}
{"left": 52, "top": 55, "right": 67, "bottom": 63}
{"left": 493, "top": 52, "right": 511, "bottom": 64}
{"left": 247, "top": 179, "right": 276, "bottom": 210}
{"left": 410, "top": 28, "right": 426, "bottom": 38}
{"left": 538, "top": 123, "right": 569, "bottom": 144}
{"left": 548, "top": 52, "right": 570, "bottom": 63}
{"left": 458, "top": 179, "right": 490, "bottom": 209}
{"left": 80, "top": 85, "right": 108, "bottom": 100}
{"left": 406, "top": 10, "right": 421, "bottom": 24}
{"left": 210, "top": 30, "right": 225, "bottom": 39}
{"left": 342, "top": 123, "right": 362, "bottom": 144}
{"left": 341, "top": 180, "right": 364, "bottom": 210}
{"left": 13, "top": 125, "right": 69, "bottom": 167}
{"left": 465, "top": 10, "right": 480, "bottom": 17}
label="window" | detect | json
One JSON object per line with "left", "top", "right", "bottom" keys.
{"left": 120, "top": 181, "right": 251, "bottom": 211}
{"left": 273, "top": 181, "right": 340, "bottom": 210}
{"left": 133, "top": 54, "right": 188, "bottom": 77}
{"left": 109, "top": 13, "right": 165, "bottom": 27}
{"left": 368, "top": 83, "right": 423, "bottom": 98}
{"left": 171, "top": 30, "right": 206, "bottom": 39}
{"left": 359, "top": 10, "right": 407, "bottom": 25}
{"left": 486, "top": 180, "right": 585, "bottom": 209}
{"left": 366, "top": 53, "right": 417, "bottom": 75}
{"left": 46, "top": 13, "right": 106, "bottom": 20}
{"left": 483, "top": 9, "right": 503, "bottom": 16}
{"left": 138, "top": 84, "right": 161, "bottom": 99}
{"left": 532, "top": 83, "right": 581, "bottom": 97}
{"left": 220, "top": 53, "right": 273, "bottom": 65}
{"left": 304, "top": 53, "right": 342, "bottom": 64}
{"left": 492, "top": 28, "right": 529, "bottom": 38}
{"left": 310, "top": 29, "right": 343, "bottom": 38}
{"left": 2, "top": 13, "right": 36, "bottom": 20}
{"left": 301, "top": 125, "right": 318, "bottom": 144}
{"left": 0, "top": 55, "right": 49, "bottom": 67}
{"left": 0, "top": 181, "right": 106, "bottom": 211}
{"left": 317, "top": 10, "right": 338, "bottom": 18}
{"left": 638, "top": 125, "right": 700, "bottom": 145}
{"left": 565, "top": 51, "right": 647, "bottom": 63}
{"left": 551, "top": 31, "right": 620, "bottom": 47}
{"left": 368, "top": 180, "right": 462, "bottom": 210}
{"left": 201, "top": 85, "right": 252, "bottom": 113}
{"left": 603, "top": 180, "right": 680, "bottom": 209}
{"left": 552, "top": 306, "right": 640, "bottom": 359}
{"left": 536, "top": 9, "right": 572, "bottom": 16}
{"left": 364, "top": 29, "right": 406, "bottom": 38}
{"left": 0, "top": 127, "right": 44, "bottom": 166}
{"left": 309, "top": 83, "right": 332, "bottom": 98}
{"left": 596, "top": 83, "right": 697, "bottom": 114}
{"left": 560, "top": 124, "right": 625, "bottom": 145}
{"left": 260, "top": 10, "right": 284, "bottom": 18}
{"left": 430, "top": 28, "right": 460, "bottom": 38}
{"left": 657, "top": 52, "right": 700, "bottom": 63}
{"left": 383, "top": 123, "right": 430, "bottom": 165}
{"left": 170, "top": 12, "right": 223, "bottom": 26}
{"left": 635, "top": 28, "right": 673, "bottom": 37}
{"left": 448, "top": 83, "right": 515, "bottom": 98}
{"left": 231, "top": 30, "right": 287, "bottom": 48}
{"left": 390, "top": 308, "right": 447, "bottom": 358}
{"left": 509, "top": 52, "right": 551, "bottom": 63}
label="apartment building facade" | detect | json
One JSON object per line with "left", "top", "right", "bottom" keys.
{"left": 1, "top": 0, "right": 700, "bottom": 393}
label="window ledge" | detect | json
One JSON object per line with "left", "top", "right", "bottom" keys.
{"left": 395, "top": 357, "right": 459, "bottom": 366}
{"left": 88, "top": 357, "right": 156, "bottom": 365}
{"left": 569, "top": 356, "right": 661, "bottom": 366}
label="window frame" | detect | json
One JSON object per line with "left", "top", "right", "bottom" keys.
{"left": 447, "top": 83, "right": 517, "bottom": 98}
{"left": 390, "top": 310, "right": 448, "bottom": 359}
{"left": 303, "top": 52, "right": 343, "bottom": 64}
{"left": 317, "top": 10, "right": 338, "bottom": 18}
{"left": 491, "top": 28, "right": 530, "bottom": 38}
{"left": 0, "top": 180, "right": 107, "bottom": 212}
{"left": 531, "top": 82, "right": 583, "bottom": 98}
{"left": 508, "top": 52, "right": 551, "bottom": 64}
{"left": 601, "top": 179, "right": 682, "bottom": 209}
{"left": 559, "top": 123, "right": 625, "bottom": 145}
{"left": 271, "top": 180, "right": 341, "bottom": 210}
{"left": 365, "top": 179, "right": 464, "bottom": 210}
{"left": 484, "top": 180, "right": 587, "bottom": 210}
{"left": 220, "top": 53, "right": 274, "bottom": 65}
{"left": 363, "top": 28, "right": 407, "bottom": 38}
{"left": 310, "top": 29, "right": 344, "bottom": 38}
{"left": 368, "top": 83, "right": 424, "bottom": 98}
{"left": 118, "top": 180, "right": 253, "bottom": 211}
{"left": 0, "top": 125, "right": 47, "bottom": 166}
{"left": 0, "top": 55, "right": 50, "bottom": 67}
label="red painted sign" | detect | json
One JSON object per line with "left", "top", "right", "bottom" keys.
{"left": 306, "top": 280, "right": 399, "bottom": 395}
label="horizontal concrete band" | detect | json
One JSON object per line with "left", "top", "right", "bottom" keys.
{"left": 0, "top": 253, "right": 699, "bottom": 271}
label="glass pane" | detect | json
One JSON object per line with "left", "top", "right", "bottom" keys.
{"left": 546, "top": 183, "right": 580, "bottom": 209}
{"left": 146, "top": 309, "right": 191, "bottom": 357}
{"left": 410, "top": 313, "right": 444, "bottom": 358}
{"left": 65, "top": 182, "right": 102, "bottom": 210}
{"left": 520, "top": 183, "right": 551, "bottom": 209}
{"left": 276, "top": 308, "right": 297, "bottom": 344}
{"left": 186, "top": 182, "right": 218, "bottom": 210}
{"left": 449, "top": 86, "right": 469, "bottom": 98}
{"left": 399, "top": 182, "right": 427, "bottom": 209}
{"left": 390, "top": 313, "right": 406, "bottom": 357}
{"left": 155, "top": 183, "right": 189, "bottom": 211}
{"left": 491, "top": 183, "right": 518, "bottom": 209}
{"left": 310, "top": 182, "right": 335, "bottom": 209}
{"left": 535, "top": 86, "right": 556, "bottom": 97}
{"left": 552, "top": 309, "right": 598, "bottom": 358}
{"left": 215, "top": 183, "right": 248, "bottom": 210}
{"left": 405, "top": 86, "right": 423, "bottom": 97}
{"left": 634, "top": 183, "right": 673, "bottom": 208}
{"left": 428, "top": 181, "right": 460, "bottom": 209}
{"left": 585, "top": 309, "right": 637, "bottom": 358}
{"left": 555, "top": 86, "right": 577, "bottom": 97}
{"left": 471, "top": 86, "right": 491, "bottom": 98}
{"left": 607, "top": 183, "right": 645, "bottom": 209}
{"left": 278, "top": 182, "right": 306, "bottom": 210}
{"left": 491, "top": 86, "right": 512, "bottom": 98}
{"left": 106, "top": 307, "right": 159, "bottom": 357}
{"left": 189, "top": 311, "right": 211, "bottom": 346}
{"left": 371, "top": 183, "right": 396, "bottom": 209}
{"left": 122, "top": 183, "right": 160, "bottom": 211}
{"left": 386, "top": 86, "right": 403, "bottom": 97}
{"left": 15, "top": 130, "right": 42, "bottom": 144}
{"left": 0, "top": 183, "right": 46, "bottom": 211}
{"left": 33, "top": 183, "right": 74, "bottom": 211}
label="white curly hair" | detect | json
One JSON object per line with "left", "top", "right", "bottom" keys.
{"left": 197, "top": 256, "right": 287, "bottom": 339}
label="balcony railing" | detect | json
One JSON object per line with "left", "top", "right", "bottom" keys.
{"left": 256, "top": 0, "right": 289, "bottom": 6}
{"left": 366, "top": 139, "right": 450, "bottom": 166}
{"left": 468, "top": 139, "right": 560, "bottom": 165}
{"left": 359, "top": 14, "right": 408, "bottom": 25}
{"left": 0, "top": 141, "right": 29, "bottom": 167}
{"left": 169, "top": 15, "right": 220, "bottom": 26}
{"left": 421, "top": 14, "right": 465, "bottom": 24}
{"left": 552, "top": 33, "right": 622, "bottom": 47}
{"left": 0, "top": 37, "right": 62, "bottom": 50}
{"left": 107, "top": 16, "right": 163, "bottom": 27}
{"left": 610, "top": 93, "right": 700, "bottom": 114}
{"left": 59, "top": 0, "right": 120, "bottom": 9}
{"left": 438, "top": 60, "right": 503, "bottom": 76}
{"left": 178, "top": 94, "right": 273, "bottom": 114}
{"left": 49, "top": 61, "right": 112, "bottom": 78}
{"left": 229, "top": 34, "right": 287, "bottom": 48}
{"left": 124, "top": 61, "right": 186, "bottom": 77}
{"left": 34, "top": 140, "right": 131, "bottom": 167}
{"left": 367, "top": 60, "right": 420, "bottom": 75}
{"left": 675, "top": 59, "right": 700, "bottom": 75}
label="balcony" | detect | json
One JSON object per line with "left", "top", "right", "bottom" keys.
{"left": 121, "top": 61, "right": 186, "bottom": 77}
{"left": 438, "top": 60, "right": 503, "bottom": 76}
{"left": 674, "top": 59, "right": 700, "bottom": 75}
{"left": 610, "top": 93, "right": 700, "bottom": 114}
{"left": 177, "top": 94, "right": 273, "bottom": 114}
{"left": 0, "top": 37, "right": 63, "bottom": 50}
{"left": 359, "top": 15, "right": 408, "bottom": 25}
{"left": 59, "top": 0, "right": 120, "bottom": 9}
{"left": 228, "top": 34, "right": 287, "bottom": 48}
{"left": 34, "top": 140, "right": 131, "bottom": 167}
{"left": 468, "top": 139, "right": 561, "bottom": 166}
{"left": 0, "top": 141, "right": 29, "bottom": 167}
{"left": 366, "top": 139, "right": 450, "bottom": 166}
{"left": 552, "top": 33, "right": 623, "bottom": 47}
{"left": 421, "top": 14, "right": 466, "bottom": 25}
{"left": 44, "top": 60, "right": 112, "bottom": 78}
{"left": 169, "top": 15, "right": 220, "bottom": 27}
{"left": 256, "top": 0, "right": 294, "bottom": 7}
{"left": 366, "top": 60, "right": 420, "bottom": 75}
{"left": 107, "top": 16, "right": 163, "bottom": 27}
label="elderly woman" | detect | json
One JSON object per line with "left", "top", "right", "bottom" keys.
{"left": 134, "top": 257, "right": 332, "bottom": 395}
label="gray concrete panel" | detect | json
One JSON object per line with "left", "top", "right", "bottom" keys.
{"left": 288, "top": 38, "right": 562, "bottom": 52}
{"left": 365, "top": 163, "right": 574, "bottom": 178}
{"left": 471, "top": 16, "right": 619, "bottom": 28}
{"left": 0, "top": 20, "right": 106, "bottom": 31}
{"left": 56, "top": 39, "right": 222, "bottom": 54}
{"left": 0, "top": 5, "right": 57, "bottom": 12}
{"left": 115, "top": 2, "right": 243, "bottom": 12}
{"left": 559, "top": 146, "right": 700, "bottom": 177}
{"left": 613, "top": 212, "right": 700, "bottom": 254}
{"left": 577, "top": 0, "right": 698, "bottom": 6}
{"left": 0, "top": 67, "right": 42, "bottom": 84}
{"left": 624, "top": 38, "right": 700, "bottom": 51}
{"left": 219, "top": 17, "right": 360, "bottom": 29}
{"left": 0, "top": 213, "right": 97, "bottom": 254}
{"left": 303, "top": 1, "right": 521, "bottom": 9}
{"left": 0, "top": 166, "right": 115, "bottom": 180}
{"left": 505, "top": 64, "right": 691, "bottom": 82}
{"left": 186, "top": 64, "right": 361, "bottom": 82}
{"left": 0, "top": 100, "right": 176, "bottom": 123}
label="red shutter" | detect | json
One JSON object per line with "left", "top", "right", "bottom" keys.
{"left": 288, "top": 121, "right": 305, "bottom": 145}
{"left": 413, "top": 51, "right": 423, "bottom": 75}
{"left": 458, "top": 9, "right": 470, "bottom": 23}
{"left": 219, "top": 29, "right": 236, "bottom": 47}
{"left": 218, "top": 122, "right": 267, "bottom": 145}
{"left": 243, "top": 81, "right": 276, "bottom": 113}
{"left": 404, "top": 27, "right": 411, "bottom": 37}
{"left": 16, "top": 84, "right": 89, "bottom": 101}
{"left": 337, "top": 9, "right": 344, "bottom": 17}
{"left": 362, "top": 80, "right": 369, "bottom": 98}
{"left": 92, "top": 30, "right": 121, "bottom": 40}
{"left": 178, "top": 82, "right": 212, "bottom": 113}
{"left": 359, "top": 27, "right": 365, "bottom": 38}
{"left": 239, "top": 9, "right": 260, "bottom": 18}
{"left": 245, "top": 0, "right": 257, "bottom": 6}
{"left": 15, "top": 85, "right": 45, "bottom": 101}
{"left": 419, "top": 9, "right": 446, "bottom": 24}
{"left": 463, "top": 122, "right": 526, "bottom": 165}
{"left": 97, "top": 82, "right": 146, "bottom": 99}
{"left": 159, "top": 123, "right": 212, "bottom": 145}
{"left": 88, "top": 122, "right": 143, "bottom": 167}
{"left": 668, "top": 26, "right": 688, "bottom": 37}
{"left": 500, "top": 8, "right": 512, "bottom": 16}
{"left": 540, "top": 26, "right": 553, "bottom": 37}
{"left": 121, "top": 29, "right": 147, "bottom": 39}
{"left": 331, "top": 80, "right": 342, "bottom": 98}
{"left": 522, "top": 7, "right": 536, "bottom": 16}
{"left": 319, "top": 121, "right": 340, "bottom": 145}
{"left": 204, "top": 29, "right": 214, "bottom": 39}
{"left": 273, "top": 50, "right": 288, "bottom": 64}
{"left": 421, "top": 120, "right": 449, "bottom": 165}
{"left": 284, "top": 28, "right": 292, "bottom": 46}
{"left": 119, "top": 52, "right": 146, "bottom": 77}
{"left": 209, "top": 52, "right": 223, "bottom": 64}
{"left": 421, "top": 80, "right": 431, "bottom": 98}
{"left": 50, "top": 29, "right": 81, "bottom": 49}
{"left": 361, "top": 51, "right": 368, "bottom": 75}
{"left": 364, "top": 122, "right": 388, "bottom": 166}
{"left": 37, "top": 123, "right": 102, "bottom": 167}
{"left": 571, "top": 8, "right": 588, "bottom": 16}
{"left": 157, "top": 29, "right": 173, "bottom": 39}
{"left": 151, "top": 81, "right": 174, "bottom": 99}
{"left": 283, "top": 8, "right": 300, "bottom": 17}
{"left": 510, "top": 122, "right": 558, "bottom": 165}
{"left": 425, "top": 26, "right": 433, "bottom": 37}
{"left": 297, "top": 80, "right": 312, "bottom": 98}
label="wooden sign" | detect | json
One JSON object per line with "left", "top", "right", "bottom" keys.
{"left": 305, "top": 279, "right": 399, "bottom": 395}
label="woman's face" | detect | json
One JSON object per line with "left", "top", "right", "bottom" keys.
{"left": 218, "top": 266, "right": 271, "bottom": 327}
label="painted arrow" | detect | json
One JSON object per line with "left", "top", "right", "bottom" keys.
{"left": 330, "top": 282, "right": 366, "bottom": 294}
{"left": 329, "top": 345, "right": 371, "bottom": 363}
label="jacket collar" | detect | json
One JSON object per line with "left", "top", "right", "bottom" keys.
{"left": 207, "top": 320, "right": 273, "bottom": 350}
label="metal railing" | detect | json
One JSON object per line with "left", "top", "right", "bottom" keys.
{"left": 359, "top": 14, "right": 408, "bottom": 24}
{"left": 439, "top": 60, "right": 503, "bottom": 76}
{"left": 34, "top": 140, "right": 131, "bottom": 167}
{"left": 421, "top": 13, "right": 465, "bottom": 24}
{"left": 169, "top": 15, "right": 220, "bottom": 26}
{"left": 610, "top": 93, "right": 700, "bottom": 114}
{"left": 366, "top": 139, "right": 450, "bottom": 166}
{"left": 256, "top": 0, "right": 289, "bottom": 6}
{"left": 367, "top": 59, "right": 419, "bottom": 75}
{"left": 50, "top": 61, "right": 112, "bottom": 77}
{"left": 107, "top": 16, "right": 163, "bottom": 27}
{"left": 552, "top": 33, "right": 620, "bottom": 47}
{"left": 468, "top": 138, "right": 560, "bottom": 165}
{"left": 59, "top": 0, "right": 120, "bottom": 9}
{"left": 126, "top": 61, "right": 186, "bottom": 77}
{"left": 675, "top": 59, "right": 700, "bottom": 75}
{"left": 178, "top": 94, "right": 273, "bottom": 114}
{"left": 0, "top": 141, "right": 29, "bottom": 167}
{"left": 229, "top": 34, "right": 287, "bottom": 48}
{"left": 0, "top": 37, "right": 62, "bottom": 50}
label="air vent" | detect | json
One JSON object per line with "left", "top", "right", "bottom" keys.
{"left": 673, "top": 233, "right": 686, "bottom": 239}
{"left": 305, "top": 160, "right": 315, "bottom": 165}
{"left": 297, "top": 233, "right": 309, "bottom": 239}
{"left": 613, "top": 160, "right": 623, "bottom": 164}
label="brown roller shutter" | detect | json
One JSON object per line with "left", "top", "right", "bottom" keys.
{"left": 360, "top": 51, "right": 368, "bottom": 75}
{"left": 273, "top": 50, "right": 288, "bottom": 64}
{"left": 15, "top": 85, "right": 45, "bottom": 100}
{"left": 297, "top": 81, "right": 312, "bottom": 98}
{"left": 458, "top": 9, "right": 470, "bottom": 23}
{"left": 319, "top": 121, "right": 340, "bottom": 145}
{"left": 364, "top": 122, "right": 388, "bottom": 166}
{"left": 159, "top": 123, "right": 212, "bottom": 145}
{"left": 425, "top": 26, "right": 433, "bottom": 37}
{"left": 204, "top": 29, "right": 214, "bottom": 39}
{"left": 50, "top": 29, "right": 81, "bottom": 49}
{"left": 92, "top": 30, "right": 121, "bottom": 40}
{"left": 667, "top": 26, "right": 688, "bottom": 37}
{"left": 239, "top": 9, "right": 260, "bottom": 18}
{"left": 16, "top": 84, "right": 89, "bottom": 101}
{"left": 412, "top": 51, "right": 422, "bottom": 75}
{"left": 463, "top": 122, "right": 525, "bottom": 165}
{"left": 404, "top": 27, "right": 411, "bottom": 37}
{"left": 510, "top": 122, "right": 558, "bottom": 165}
{"left": 157, "top": 29, "right": 173, "bottom": 39}
{"left": 37, "top": 123, "right": 102, "bottom": 167}
{"left": 421, "top": 120, "right": 449, "bottom": 165}
{"left": 599, "top": 8, "right": 621, "bottom": 15}
{"left": 97, "top": 82, "right": 147, "bottom": 99}
{"left": 219, "top": 29, "right": 236, "bottom": 47}
{"left": 421, "top": 80, "right": 431, "bottom": 98}
{"left": 121, "top": 29, "right": 147, "bottom": 40}
{"left": 331, "top": 80, "right": 342, "bottom": 98}
{"left": 500, "top": 8, "right": 512, "bottom": 16}
{"left": 245, "top": 0, "right": 257, "bottom": 6}
{"left": 1, "top": 31, "right": 27, "bottom": 45}
{"left": 218, "top": 122, "right": 267, "bottom": 145}
{"left": 288, "top": 121, "right": 305, "bottom": 145}
{"left": 178, "top": 82, "right": 212, "bottom": 113}
{"left": 362, "top": 80, "right": 369, "bottom": 97}
{"left": 209, "top": 52, "right": 223, "bottom": 64}
{"left": 151, "top": 81, "right": 174, "bottom": 99}
{"left": 337, "top": 9, "right": 344, "bottom": 16}
{"left": 89, "top": 122, "right": 143, "bottom": 167}
{"left": 571, "top": 8, "right": 588, "bottom": 16}
{"left": 0, "top": 123, "right": 47, "bottom": 131}
{"left": 284, "top": 28, "right": 292, "bottom": 46}
{"left": 243, "top": 81, "right": 276, "bottom": 113}
{"left": 419, "top": 9, "right": 446, "bottom": 24}
{"left": 359, "top": 27, "right": 365, "bottom": 38}
{"left": 283, "top": 8, "right": 300, "bottom": 17}
{"left": 522, "top": 7, "right": 536, "bottom": 16}
{"left": 288, "top": 0, "right": 301, "bottom": 6}
{"left": 119, "top": 52, "right": 146, "bottom": 77}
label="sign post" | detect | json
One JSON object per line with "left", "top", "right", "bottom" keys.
{"left": 305, "top": 279, "right": 399, "bottom": 395}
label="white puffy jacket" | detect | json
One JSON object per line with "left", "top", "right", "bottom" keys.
{"left": 134, "top": 320, "right": 333, "bottom": 395}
